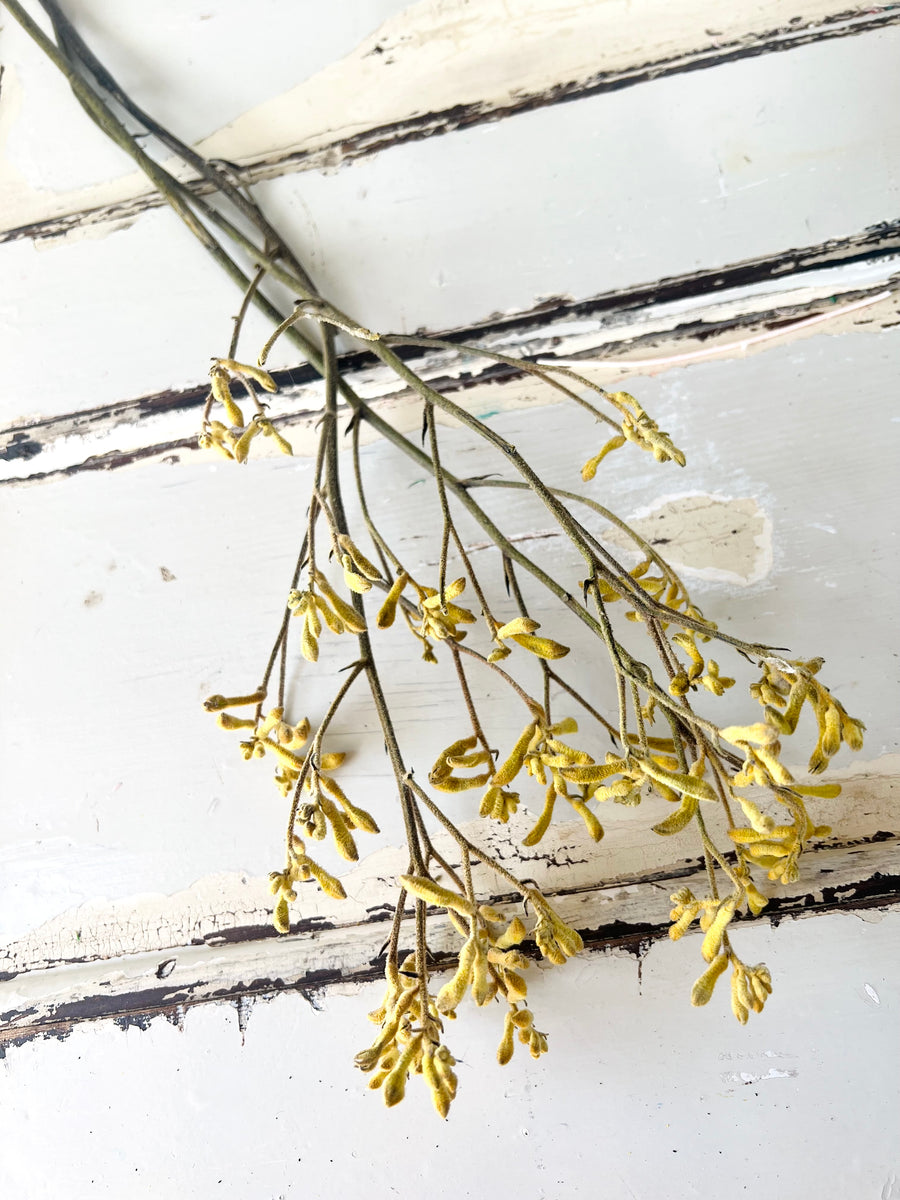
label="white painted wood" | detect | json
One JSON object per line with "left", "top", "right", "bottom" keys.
{"left": 2, "top": 0, "right": 895, "bottom": 235}
{"left": 2, "top": 911, "right": 898, "bottom": 1198}
{"left": 1, "top": 3, "right": 898, "bottom": 1183}
{"left": 3, "top": 742, "right": 897, "bottom": 971}
{"left": 2, "top": 829, "right": 896, "bottom": 1029}
{"left": 2, "top": 25, "right": 898, "bottom": 425}
{"left": 1, "top": 327, "right": 897, "bottom": 955}
{"left": 253, "top": 25, "right": 900, "bottom": 331}
{"left": 0, "top": 0, "right": 411, "bottom": 218}
{"left": 3, "top": 256, "right": 897, "bottom": 483}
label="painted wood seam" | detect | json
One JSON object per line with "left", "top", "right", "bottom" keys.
{"left": 3, "top": 2, "right": 899, "bottom": 244}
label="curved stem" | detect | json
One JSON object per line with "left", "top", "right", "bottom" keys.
{"left": 424, "top": 404, "right": 452, "bottom": 602}
{"left": 381, "top": 333, "right": 621, "bottom": 431}
{"left": 544, "top": 668, "right": 620, "bottom": 741}
{"left": 405, "top": 777, "right": 529, "bottom": 898}
{"left": 453, "top": 643, "right": 541, "bottom": 713}
{"left": 228, "top": 265, "right": 267, "bottom": 361}
{"left": 465, "top": 477, "right": 685, "bottom": 596}
{"left": 449, "top": 644, "right": 495, "bottom": 766}
{"left": 285, "top": 657, "right": 366, "bottom": 854}
{"left": 351, "top": 416, "right": 398, "bottom": 578}
{"left": 502, "top": 555, "right": 552, "bottom": 721}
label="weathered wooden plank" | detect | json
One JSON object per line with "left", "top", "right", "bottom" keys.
{"left": 2, "top": 25, "right": 899, "bottom": 427}
{"left": 1, "top": 826, "right": 897, "bottom": 1036}
{"left": 3, "top": 1, "right": 899, "bottom": 242}
{"left": 2, "top": 761, "right": 896, "bottom": 979}
{"left": 0, "top": 0, "right": 413, "bottom": 231}
{"left": 2, "top": 246, "right": 897, "bottom": 484}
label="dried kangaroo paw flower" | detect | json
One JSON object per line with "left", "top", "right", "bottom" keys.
{"left": 429, "top": 734, "right": 493, "bottom": 792}
{"left": 525, "top": 889, "right": 583, "bottom": 965}
{"left": 498, "top": 1005, "right": 549, "bottom": 1064}
{"left": 491, "top": 615, "right": 570, "bottom": 661}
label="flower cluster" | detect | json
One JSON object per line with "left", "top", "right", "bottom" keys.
{"left": 20, "top": 21, "right": 870, "bottom": 1119}
{"left": 364, "top": 873, "right": 576, "bottom": 1115}
{"left": 189, "top": 287, "right": 866, "bottom": 1110}
{"left": 668, "top": 887, "right": 774, "bottom": 1021}
{"left": 198, "top": 357, "right": 292, "bottom": 461}
{"left": 581, "top": 390, "right": 686, "bottom": 480}
{"left": 751, "top": 656, "right": 864, "bottom": 773}
{"left": 288, "top": 571, "right": 367, "bottom": 662}
{"left": 203, "top": 689, "right": 378, "bottom": 930}
{"left": 487, "top": 615, "right": 570, "bottom": 663}
{"left": 355, "top": 956, "right": 458, "bottom": 1117}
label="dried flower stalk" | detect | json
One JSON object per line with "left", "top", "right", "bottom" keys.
{"left": 8, "top": 0, "right": 865, "bottom": 1118}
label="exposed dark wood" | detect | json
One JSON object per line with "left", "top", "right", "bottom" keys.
{"left": 3, "top": 7, "right": 899, "bottom": 246}
{"left": 2, "top": 875, "right": 897, "bottom": 1055}
{"left": 2, "top": 222, "right": 898, "bottom": 488}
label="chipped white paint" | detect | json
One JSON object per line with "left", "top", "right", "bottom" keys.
{"left": 3, "top": 254, "right": 899, "bottom": 471}
{"left": 720, "top": 1066, "right": 799, "bottom": 1084}
{"left": 197, "top": 0, "right": 900, "bottom": 179}
{"left": 3, "top": 756, "right": 897, "bottom": 974}
{"left": 3, "top": 25, "right": 900, "bottom": 424}
{"left": 1, "top": 4, "right": 898, "bottom": 1192}
{"left": 3, "top": 0, "right": 894, "bottom": 236}
{"left": 604, "top": 494, "right": 773, "bottom": 585}
{"left": 0, "top": 0, "right": 413, "bottom": 226}
{"left": 2, "top": 911, "right": 898, "bottom": 1199}
{"left": 2, "top": 832, "right": 897, "bottom": 1031}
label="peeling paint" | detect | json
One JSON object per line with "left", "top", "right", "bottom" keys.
{"left": 3, "top": 245, "right": 899, "bottom": 486}
{"left": 1, "top": 831, "right": 896, "bottom": 1042}
{"left": 721, "top": 1067, "right": 799, "bottom": 1084}
{"left": 3, "top": 1, "right": 898, "bottom": 242}
{"left": 12, "top": 757, "right": 892, "bottom": 979}
{"left": 605, "top": 494, "right": 773, "bottom": 585}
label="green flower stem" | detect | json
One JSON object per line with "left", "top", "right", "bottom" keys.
{"left": 284, "top": 656, "right": 366, "bottom": 856}
{"left": 404, "top": 777, "right": 529, "bottom": 898}
{"left": 449, "top": 644, "right": 495, "bottom": 766}
{"left": 33, "top": 0, "right": 319, "bottom": 295}
{"left": 543, "top": 668, "right": 619, "bottom": 740}
{"left": 381, "top": 333, "right": 622, "bottom": 432}
{"left": 462, "top": 478, "right": 686, "bottom": 595}
{"left": 424, "top": 404, "right": 452, "bottom": 603}
{"left": 350, "top": 416, "right": 398, "bottom": 579}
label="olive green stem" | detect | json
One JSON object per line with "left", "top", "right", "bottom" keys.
{"left": 284, "top": 657, "right": 367, "bottom": 856}
{"left": 449, "top": 644, "right": 495, "bottom": 766}
{"left": 381, "top": 333, "right": 621, "bottom": 432}
{"left": 350, "top": 416, "right": 398, "bottom": 579}
{"left": 405, "top": 778, "right": 529, "bottom": 898}
{"left": 424, "top": 404, "right": 452, "bottom": 603}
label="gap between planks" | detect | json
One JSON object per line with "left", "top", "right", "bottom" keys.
{"left": 1, "top": 833, "right": 897, "bottom": 1044}
{"left": 2, "top": 228, "right": 899, "bottom": 486}
{"left": 3, "top": 6, "right": 899, "bottom": 247}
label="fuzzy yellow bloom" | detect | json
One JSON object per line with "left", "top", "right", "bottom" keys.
{"left": 209, "top": 364, "right": 245, "bottom": 427}
{"left": 214, "top": 358, "right": 278, "bottom": 392}
{"left": 399, "top": 874, "right": 477, "bottom": 918}
{"left": 203, "top": 689, "right": 266, "bottom": 711}
{"left": 690, "top": 952, "right": 729, "bottom": 1006}
{"left": 376, "top": 572, "right": 409, "bottom": 629}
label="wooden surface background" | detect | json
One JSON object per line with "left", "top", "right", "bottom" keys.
{"left": 1, "top": 3, "right": 898, "bottom": 1197}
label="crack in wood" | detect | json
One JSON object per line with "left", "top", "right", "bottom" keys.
{"left": 2, "top": 225, "right": 898, "bottom": 489}
{"left": 3, "top": 9, "right": 899, "bottom": 247}
{"left": 2, "top": 878, "right": 897, "bottom": 1054}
